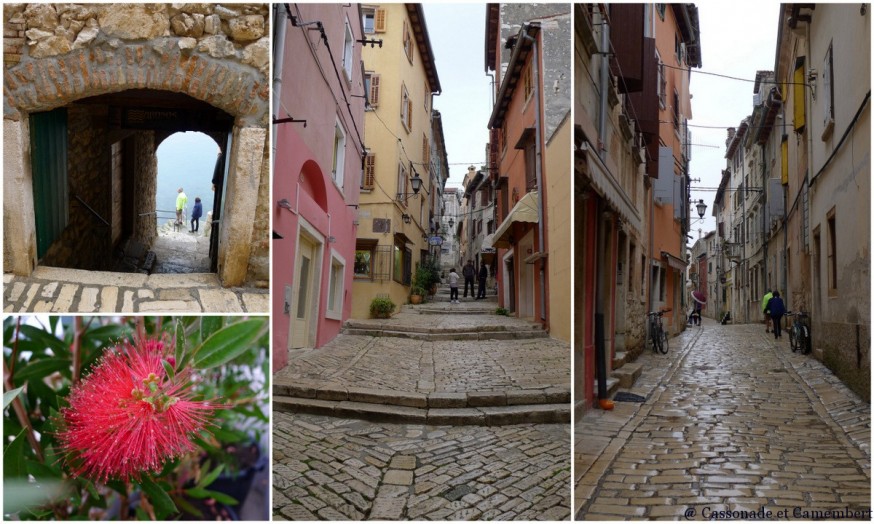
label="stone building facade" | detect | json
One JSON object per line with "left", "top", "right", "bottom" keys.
{"left": 3, "top": 3, "right": 270, "bottom": 287}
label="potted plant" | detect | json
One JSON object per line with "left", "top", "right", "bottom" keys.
{"left": 370, "top": 297, "right": 396, "bottom": 318}
{"left": 409, "top": 287, "right": 426, "bottom": 304}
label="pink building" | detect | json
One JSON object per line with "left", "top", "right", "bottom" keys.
{"left": 272, "top": 4, "right": 366, "bottom": 370}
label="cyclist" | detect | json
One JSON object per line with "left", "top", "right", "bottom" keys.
{"left": 766, "top": 291, "right": 786, "bottom": 340}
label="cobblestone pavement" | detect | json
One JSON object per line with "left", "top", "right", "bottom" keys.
{"left": 575, "top": 318, "right": 871, "bottom": 520}
{"left": 276, "top": 333, "right": 569, "bottom": 395}
{"left": 273, "top": 412, "right": 571, "bottom": 521}
{"left": 3, "top": 268, "right": 268, "bottom": 313}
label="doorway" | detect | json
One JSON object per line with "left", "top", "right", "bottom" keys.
{"left": 290, "top": 228, "right": 323, "bottom": 349}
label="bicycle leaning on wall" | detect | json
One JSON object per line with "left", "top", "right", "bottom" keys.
{"left": 785, "top": 311, "right": 812, "bottom": 355}
{"left": 646, "top": 308, "right": 671, "bottom": 355}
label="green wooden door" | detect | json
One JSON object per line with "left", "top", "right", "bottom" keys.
{"left": 30, "top": 108, "right": 68, "bottom": 259}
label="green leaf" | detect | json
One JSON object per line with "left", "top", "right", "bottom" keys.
{"left": 105, "top": 479, "right": 128, "bottom": 495}
{"left": 209, "top": 426, "right": 246, "bottom": 443}
{"left": 4, "top": 430, "right": 28, "bottom": 478}
{"left": 196, "top": 464, "right": 224, "bottom": 489}
{"left": 184, "top": 487, "right": 238, "bottom": 506}
{"left": 172, "top": 495, "right": 203, "bottom": 518}
{"left": 174, "top": 319, "right": 185, "bottom": 371}
{"left": 138, "top": 476, "right": 177, "bottom": 520}
{"left": 193, "top": 319, "right": 265, "bottom": 370}
{"left": 14, "top": 357, "right": 71, "bottom": 383}
{"left": 200, "top": 317, "right": 223, "bottom": 344}
{"left": 161, "top": 359, "right": 175, "bottom": 380}
{"left": 26, "top": 459, "right": 60, "bottom": 481}
{"left": 18, "top": 324, "right": 69, "bottom": 357}
{"left": 3, "top": 385, "right": 25, "bottom": 410}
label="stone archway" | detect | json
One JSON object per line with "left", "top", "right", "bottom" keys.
{"left": 3, "top": 3, "right": 269, "bottom": 287}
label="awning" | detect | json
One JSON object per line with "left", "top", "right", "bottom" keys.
{"left": 492, "top": 191, "right": 539, "bottom": 248}
{"left": 482, "top": 233, "right": 497, "bottom": 250}
{"left": 576, "top": 143, "right": 642, "bottom": 234}
{"left": 661, "top": 251, "right": 687, "bottom": 271}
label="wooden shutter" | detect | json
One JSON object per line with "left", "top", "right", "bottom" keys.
{"left": 793, "top": 60, "right": 805, "bottom": 133}
{"left": 422, "top": 134, "right": 429, "bottom": 170}
{"left": 369, "top": 74, "right": 380, "bottom": 107}
{"left": 374, "top": 8, "right": 386, "bottom": 32}
{"left": 364, "top": 153, "right": 375, "bottom": 189}
{"left": 30, "top": 108, "right": 69, "bottom": 259}
{"left": 406, "top": 98, "right": 413, "bottom": 130}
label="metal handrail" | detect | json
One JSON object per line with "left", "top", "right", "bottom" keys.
{"left": 73, "top": 194, "right": 109, "bottom": 227}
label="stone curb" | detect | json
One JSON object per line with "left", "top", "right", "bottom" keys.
{"left": 339, "top": 328, "right": 548, "bottom": 340}
{"left": 273, "top": 382, "right": 570, "bottom": 409}
{"left": 273, "top": 396, "right": 570, "bottom": 426}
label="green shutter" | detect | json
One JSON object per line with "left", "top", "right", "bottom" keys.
{"left": 30, "top": 108, "right": 69, "bottom": 259}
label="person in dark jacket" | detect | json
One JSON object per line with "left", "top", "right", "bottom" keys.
{"left": 190, "top": 197, "right": 203, "bottom": 233}
{"left": 476, "top": 263, "right": 488, "bottom": 299}
{"left": 767, "top": 291, "right": 786, "bottom": 339}
{"left": 462, "top": 260, "right": 476, "bottom": 298}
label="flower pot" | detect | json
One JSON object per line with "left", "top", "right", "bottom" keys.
{"left": 410, "top": 294, "right": 423, "bottom": 304}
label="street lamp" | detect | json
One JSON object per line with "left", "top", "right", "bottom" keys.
{"left": 695, "top": 199, "right": 707, "bottom": 219}
{"left": 397, "top": 172, "right": 423, "bottom": 202}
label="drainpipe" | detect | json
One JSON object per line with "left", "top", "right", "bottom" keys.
{"left": 521, "top": 27, "right": 546, "bottom": 324}
{"left": 760, "top": 143, "right": 767, "bottom": 293}
{"left": 272, "top": 3, "right": 288, "bottom": 159}
{"left": 595, "top": 9, "right": 610, "bottom": 403}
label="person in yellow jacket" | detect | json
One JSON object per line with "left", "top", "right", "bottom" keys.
{"left": 175, "top": 187, "right": 188, "bottom": 226}
{"left": 761, "top": 289, "right": 773, "bottom": 333}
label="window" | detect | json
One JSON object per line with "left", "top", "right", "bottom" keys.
{"left": 393, "top": 238, "right": 412, "bottom": 285}
{"left": 396, "top": 162, "right": 408, "bottom": 205}
{"left": 401, "top": 84, "right": 412, "bottom": 131}
{"left": 342, "top": 19, "right": 354, "bottom": 81}
{"left": 362, "top": 7, "right": 375, "bottom": 33}
{"left": 821, "top": 42, "right": 835, "bottom": 139}
{"left": 362, "top": 153, "right": 375, "bottom": 189}
{"left": 672, "top": 90, "right": 680, "bottom": 132}
{"left": 331, "top": 119, "right": 346, "bottom": 188}
{"left": 365, "top": 72, "right": 380, "bottom": 108}
{"left": 326, "top": 253, "right": 345, "bottom": 319}
{"left": 524, "top": 139, "right": 536, "bottom": 191}
{"left": 656, "top": 51, "right": 665, "bottom": 108}
{"left": 403, "top": 20, "right": 413, "bottom": 64}
{"left": 827, "top": 209, "right": 836, "bottom": 293}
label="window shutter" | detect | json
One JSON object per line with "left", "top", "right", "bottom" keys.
{"left": 407, "top": 98, "right": 413, "bottom": 130}
{"left": 793, "top": 61, "right": 806, "bottom": 133}
{"left": 364, "top": 154, "right": 375, "bottom": 189}
{"left": 370, "top": 74, "right": 380, "bottom": 107}
{"left": 374, "top": 8, "right": 386, "bottom": 32}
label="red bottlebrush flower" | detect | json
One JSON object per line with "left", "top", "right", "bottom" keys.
{"left": 58, "top": 337, "right": 220, "bottom": 483}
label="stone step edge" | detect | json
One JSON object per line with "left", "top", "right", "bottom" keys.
{"left": 338, "top": 328, "right": 549, "bottom": 340}
{"left": 342, "top": 321, "right": 542, "bottom": 333}
{"left": 403, "top": 308, "right": 497, "bottom": 315}
{"left": 273, "top": 396, "right": 571, "bottom": 426}
{"left": 273, "top": 382, "right": 571, "bottom": 409}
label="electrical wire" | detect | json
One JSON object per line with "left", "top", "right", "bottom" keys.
{"left": 661, "top": 62, "right": 813, "bottom": 87}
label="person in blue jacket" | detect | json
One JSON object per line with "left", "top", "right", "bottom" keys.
{"left": 767, "top": 291, "right": 786, "bottom": 339}
{"left": 190, "top": 197, "right": 203, "bottom": 233}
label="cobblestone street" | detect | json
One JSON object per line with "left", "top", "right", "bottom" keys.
{"left": 273, "top": 298, "right": 572, "bottom": 520}
{"left": 273, "top": 413, "right": 570, "bottom": 521}
{"left": 575, "top": 318, "right": 871, "bottom": 520}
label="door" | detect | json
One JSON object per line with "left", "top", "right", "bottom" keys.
{"left": 291, "top": 235, "right": 317, "bottom": 348}
{"left": 209, "top": 133, "right": 232, "bottom": 272}
{"left": 30, "top": 108, "right": 69, "bottom": 259}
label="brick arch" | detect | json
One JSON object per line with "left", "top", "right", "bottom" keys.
{"left": 3, "top": 40, "right": 269, "bottom": 127}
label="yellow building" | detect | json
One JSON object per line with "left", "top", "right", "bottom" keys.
{"left": 546, "top": 116, "right": 571, "bottom": 343}
{"left": 352, "top": 4, "right": 442, "bottom": 318}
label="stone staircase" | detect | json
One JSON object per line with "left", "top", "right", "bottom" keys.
{"left": 592, "top": 350, "right": 644, "bottom": 402}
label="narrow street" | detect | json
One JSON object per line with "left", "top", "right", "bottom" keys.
{"left": 273, "top": 288, "right": 571, "bottom": 520}
{"left": 575, "top": 318, "right": 870, "bottom": 520}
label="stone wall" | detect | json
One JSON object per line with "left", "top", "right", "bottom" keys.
{"left": 132, "top": 130, "right": 157, "bottom": 247}
{"left": 818, "top": 320, "right": 871, "bottom": 402}
{"left": 42, "top": 105, "right": 112, "bottom": 270}
{"left": 247, "top": 132, "right": 269, "bottom": 285}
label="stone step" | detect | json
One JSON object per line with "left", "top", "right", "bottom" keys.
{"left": 612, "top": 351, "right": 628, "bottom": 369}
{"left": 273, "top": 396, "right": 570, "bottom": 426}
{"left": 593, "top": 377, "right": 620, "bottom": 400}
{"left": 339, "top": 327, "right": 549, "bottom": 341}
{"left": 611, "top": 362, "right": 643, "bottom": 389}
{"left": 402, "top": 304, "right": 497, "bottom": 315}
{"left": 430, "top": 294, "right": 498, "bottom": 303}
{"left": 273, "top": 382, "right": 570, "bottom": 409}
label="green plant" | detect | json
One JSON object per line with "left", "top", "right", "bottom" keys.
{"left": 2, "top": 315, "right": 269, "bottom": 521}
{"left": 370, "top": 297, "right": 396, "bottom": 318}
{"left": 413, "top": 259, "right": 440, "bottom": 292}
{"left": 495, "top": 307, "right": 510, "bottom": 316}
{"left": 410, "top": 286, "right": 426, "bottom": 297}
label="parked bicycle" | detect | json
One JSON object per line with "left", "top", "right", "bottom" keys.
{"left": 646, "top": 308, "right": 671, "bottom": 354}
{"left": 785, "top": 311, "right": 811, "bottom": 354}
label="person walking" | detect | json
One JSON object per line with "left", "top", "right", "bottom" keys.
{"left": 761, "top": 289, "right": 773, "bottom": 333}
{"left": 462, "top": 260, "right": 476, "bottom": 298}
{"left": 190, "top": 197, "right": 203, "bottom": 233}
{"left": 767, "top": 291, "right": 786, "bottom": 339}
{"left": 175, "top": 187, "right": 188, "bottom": 226}
{"left": 448, "top": 268, "right": 460, "bottom": 304}
{"left": 476, "top": 263, "right": 488, "bottom": 299}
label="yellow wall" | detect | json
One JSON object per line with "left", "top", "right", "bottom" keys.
{"left": 546, "top": 117, "right": 571, "bottom": 342}
{"left": 353, "top": 4, "right": 439, "bottom": 318}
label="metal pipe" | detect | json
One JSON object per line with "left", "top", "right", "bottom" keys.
{"left": 272, "top": 3, "right": 288, "bottom": 159}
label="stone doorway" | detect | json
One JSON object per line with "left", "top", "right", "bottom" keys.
{"left": 3, "top": 7, "right": 270, "bottom": 288}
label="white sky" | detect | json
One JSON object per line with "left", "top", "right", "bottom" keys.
{"left": 422, "top": 2, "right": 782, "bottom": 213}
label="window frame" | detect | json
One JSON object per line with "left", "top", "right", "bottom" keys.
{"left": 342, "top": 18, "right": 354, "bottom": 82}
{"left": 325, "top": 251, "right": 346, "bottom": 320}
{"left": 362, "top": 7, "right": 376, "bottom": 34}
{"left": 354, "top": 239, "right": 378, "bottom": 280}
{"left": 401, "top": 83, "right": 412, "bottom": 132}
{"left": 331, "top": 118, "right": 347, "bottom": 190}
